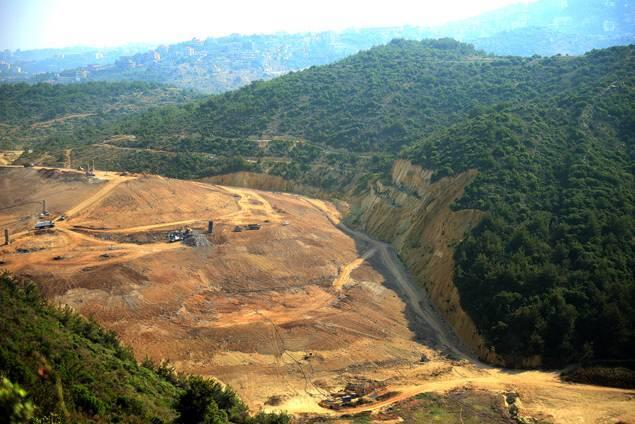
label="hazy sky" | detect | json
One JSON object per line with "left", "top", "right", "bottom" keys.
{"left": 0, "top": 0, "right": 536, "bottom": 50}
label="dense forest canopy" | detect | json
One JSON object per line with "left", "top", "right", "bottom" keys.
{"left": 1, "top": 39, "right": 633, "bottom": 366}
{"left": 0, "top": 81, "right": 199, "bottom": 124}
{"left": 111, "top": 39, "right": 633, "bottom": 153}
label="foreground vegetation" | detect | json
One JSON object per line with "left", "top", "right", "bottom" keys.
{"left": 0, "top": 273, "right": 289, "bottom": 423}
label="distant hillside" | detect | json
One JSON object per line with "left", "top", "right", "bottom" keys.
{"left": 443, "top": 0, "right": 634, "bottom": 38}
{"left": 0, "top": 44, "right": 156, "bottom": 79}
{"left": 4, "top": 0, "right": 632, "bottom": 93}
{"left": 33, "top": 27, "right": 433, "bottom": 93}
{"left": 0, "top": 81, "right": 201, "bottom": 152}
{"left": 71, "top": 40, "right": 631, "bottom": 182}
{"left": 454, "top": 0, "right": 635, "bottom": 56}
{"left": 0, "top": 81, "right": 199, "bottom": 124}
{"left": 469, "top": 26, "right": 635, "bottom": 57}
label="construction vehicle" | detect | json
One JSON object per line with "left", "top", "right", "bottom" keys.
{"left": 168, "top": 231, "right": 184, "bottom": 243}
{"left": 35, "top": 220, "right": 55, "bottom": 230}
{"left": 233, "top": 224, "right": 261, "bottom": 232}
{"left": 85, "top": 161, "right": 96, "bottom": 177}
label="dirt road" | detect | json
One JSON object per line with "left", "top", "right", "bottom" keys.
{"left": 332, "top": 248, "right": 376, "bottom": 291}
{"left": 76, "top": 219, "right": 203, "bottom": 233}
{"left": 295, "top": 202, "right": 635, "bottom": 422}
{"left": 299, "top": 196, "right": 471, "bottom": 361}
{"left": 64, "top": 172, "right": 132, "bottom": 218}
{"left": 339, "top": 223, "right": 472, "bottom": 361}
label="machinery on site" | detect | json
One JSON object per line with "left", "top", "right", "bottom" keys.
{"left": 233, "top": 223, "right": 261, "bottom": 232}
{"left": 39, "top": 200, "right": 49, "bottom": 217}
{"left": 168, "top": 231, "right": 184, "bottom": 243}
{"left": 35, "top": 220, "right": 55, "bottom": 230}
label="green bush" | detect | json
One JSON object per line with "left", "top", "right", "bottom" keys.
{"left": 562, "top": 366, "right": 635, "bottom": 389}
{"left": 0, "top": 377, "right": 35, "bottom": 423}
{"left": 72, "top": 384, "right": 105, "bottom": 416}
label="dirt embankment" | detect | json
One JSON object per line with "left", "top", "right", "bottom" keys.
{"left": 200, "top": 172, "right": 324, "bottom": 197}
{"left": 348, "top": 160, "right": 498, "bottom": 364}
{"left": 1, "top": 167, "right": 436, "bottom": 412}
{"left": 0, "top": 150, "right": 23, "bottom": 165}
{"left": 203, "top": 162, "right": 498, "bottom": 363}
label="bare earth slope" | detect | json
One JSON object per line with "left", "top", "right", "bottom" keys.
{"left": 0, "top": 166, "right": 633, "bottom": 422}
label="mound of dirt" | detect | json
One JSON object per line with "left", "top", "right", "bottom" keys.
{"left": 183, "top": 233, "right": 211, "bottom": 247}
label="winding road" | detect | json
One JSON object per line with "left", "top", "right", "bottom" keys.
{"left": 298, "top": 195, "right": 472, "bottom": 361}
{"left": 337, "top": 223, "right": 472, "bottom": 361}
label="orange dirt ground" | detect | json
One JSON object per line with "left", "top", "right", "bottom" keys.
{"left": 0, "top": 166, "right": 633, "bottom": 423}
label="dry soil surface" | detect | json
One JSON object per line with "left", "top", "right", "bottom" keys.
{"left": 0, "top": 166, "right": 633, "bottom": 423}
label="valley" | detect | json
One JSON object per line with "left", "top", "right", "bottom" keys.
{"left": 1, "top": 165, "right": 633, "bottom": 423}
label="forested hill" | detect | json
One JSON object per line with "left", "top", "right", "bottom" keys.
{"left": 404, "top": 82, "right": 634, "bottom": 364}
{"left": 0, "top": 81, "right": 201, "bottom": 156}
{"left": 0, "top": 81, "right": 200, "bottom": 124}
{"left": 115, "top": 39, "right": 633, "bottom": 156}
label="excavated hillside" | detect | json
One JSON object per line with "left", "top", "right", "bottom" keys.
{"left": 347, "top": 160, "right": 497, "bottom": 363}
{"left": 0, "top": 166, "right": 472, "bottom": 414}
{"left": 201, "top": 172, "right": 324, "bottom": 197}
{"left": 2, "top": 166, "right": 634, "bottom": 423}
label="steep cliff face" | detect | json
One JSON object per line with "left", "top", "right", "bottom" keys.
{"left": 202, "top": 163, "right": 498, "bottom": 362}
{"left": 348, "top": 160, "right": 499, "bottom": 363}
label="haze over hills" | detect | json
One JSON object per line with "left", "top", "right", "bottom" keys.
{"left": 440, "top": 0, "right": 635, "bottom": 47}
{"left": 2, "top": 0, "right": 633, "bottom": 93}
{"left": 0, "top": 43, "right": 157, "bottom": 77}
